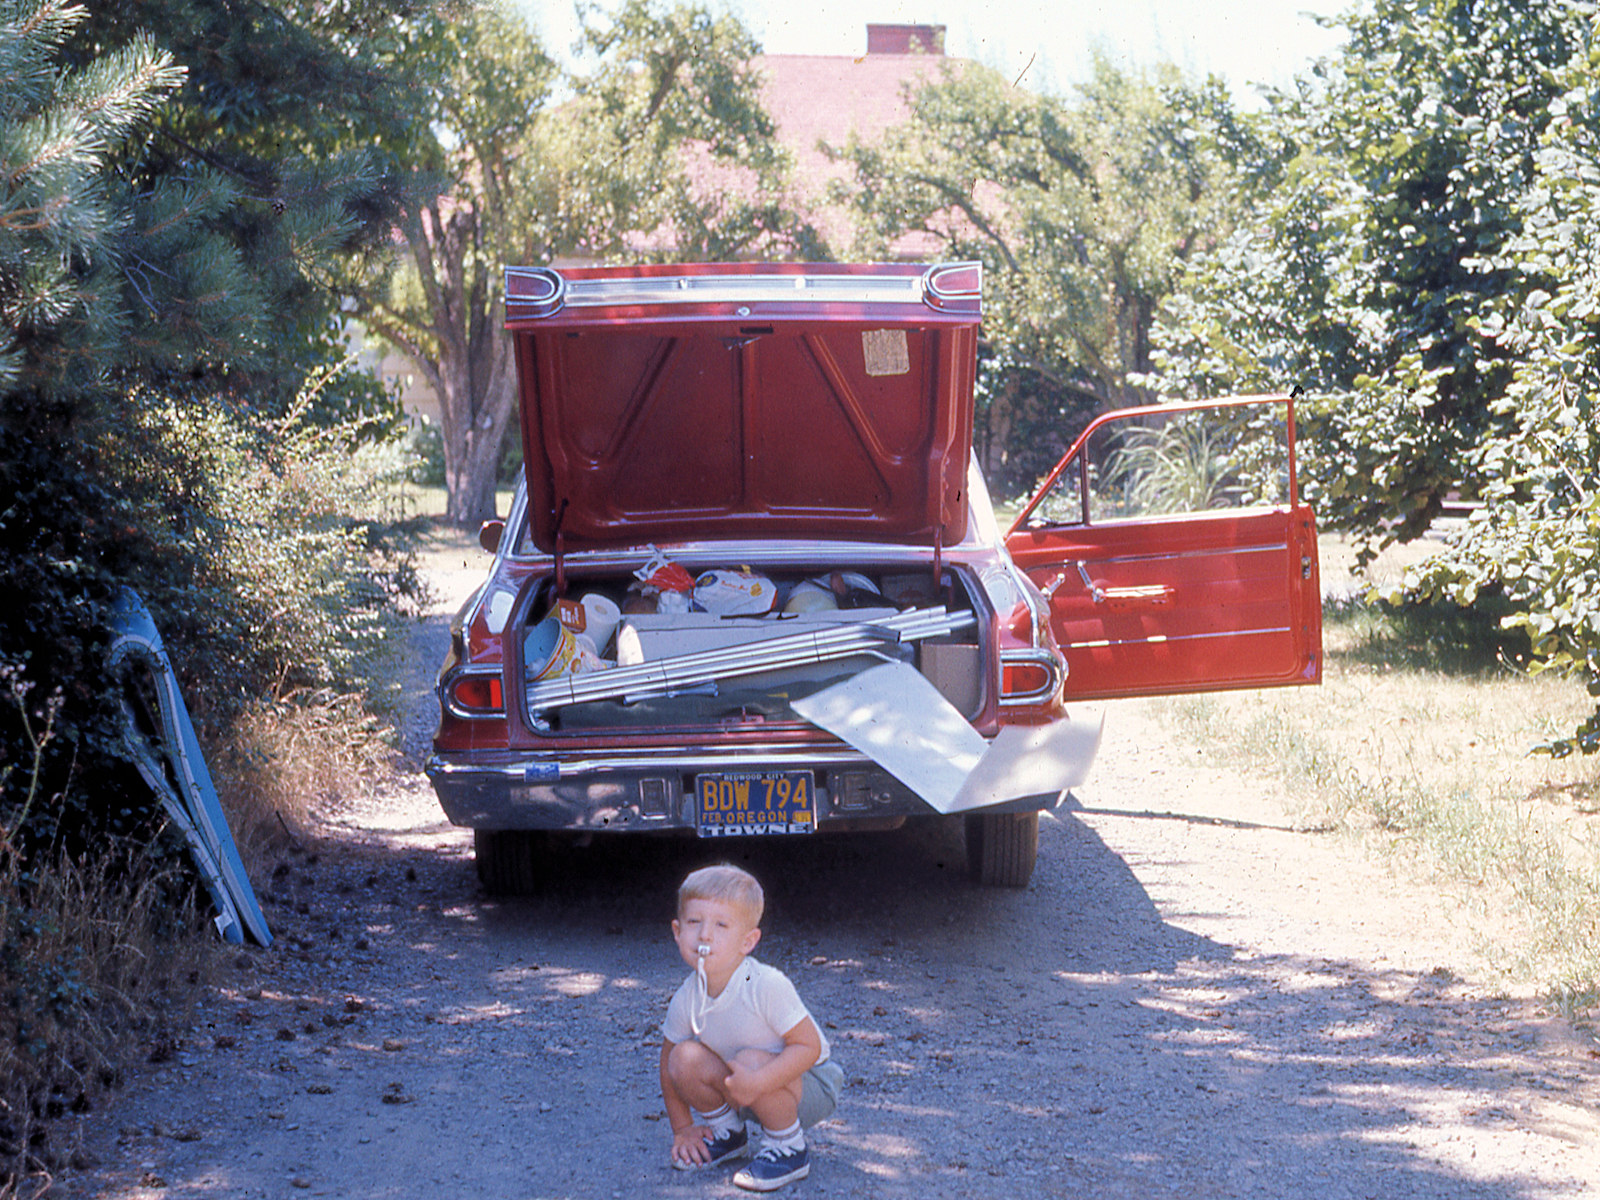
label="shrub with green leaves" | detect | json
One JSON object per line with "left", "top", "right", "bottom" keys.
{"left": 1406, "top": 62, "right": 1600, "bottom": 754}
{"left": 1, "top": 2, "right": 429, "bottom": 1183}
{"left": 1, "top": 0, "right": 424, "bottom": 846}
{"left": 1151, "top": 0, "right": 1595, "bottom": 552}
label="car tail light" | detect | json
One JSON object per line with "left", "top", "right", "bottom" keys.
{"left": 999, "top": 649, "right": 1062, "bottom": 706}
{"left": 1003, "top": 662, "right": 1051, "bottom": 696}
{"left": 447, "top": 672, "right": 503, "bottom": 715}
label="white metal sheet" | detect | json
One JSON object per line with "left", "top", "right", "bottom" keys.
{"left": 791, "top": 662, "right": 985, "bottom": 813}
{"left": 794, "top": 663, "right": 1102, "bottom": 815}
{"left": 945, "top": 711, "right": 1104, "bottom": 814}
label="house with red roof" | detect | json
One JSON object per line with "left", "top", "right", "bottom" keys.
{"left": 753, "top": 23, "right": 953, "bottom": 258}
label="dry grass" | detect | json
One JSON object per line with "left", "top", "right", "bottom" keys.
{"left": 0, "top": 668, "right": 404, "bottom": 1196}
{"left": 0, "top": 843, "right": 217, "bottom": 1196}
{"left": 1149, "top": 598, "right": 1600, "bottom": 1011}
{"left": 213, "top": 691, "right": 395, "bottom": 867}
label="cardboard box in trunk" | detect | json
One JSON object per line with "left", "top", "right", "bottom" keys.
{"left": 919, "top": 642, "right": 983, "bottom": 714}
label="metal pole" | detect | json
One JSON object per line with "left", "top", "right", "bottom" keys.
{"left": 526, "top": 607, "right": 976, "bottom": 711}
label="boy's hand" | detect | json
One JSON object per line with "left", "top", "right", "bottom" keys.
{"left": 670, "top": 1124, "right": 715, "bottom": 1168}
{"left": 723, "top": 1059, "right": 766, "bottom": 1108}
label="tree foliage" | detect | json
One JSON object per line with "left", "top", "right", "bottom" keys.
{"left": 353, "top": 0, "right": 819, "bottom": 527}
{"left": 836, "top": 56, "right": 1259, "bottom": 495}
{"left": 1149, "top": 0, "right": 1600, "bottom": 745}
{"left": 62, "top": 0, "right": 429, "bottom": 425}
{"left": 1406, "top": 51, "right": 1600, "bottom": 753}
{"left": 1, "top": 0, "right": 427, "bottom": 852}
{"left": 1, "top": 0, "right": 186, "bottom": 399}
{"left": 1152, "top": 0, "right": 1596, "bottom": 548}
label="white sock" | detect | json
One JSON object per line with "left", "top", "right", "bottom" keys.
{"left": 762, "top": 1120, "right": 805, "bottom": 1153}
{"left": 693, "top": 1104, "right": 741, "bottom": 1137}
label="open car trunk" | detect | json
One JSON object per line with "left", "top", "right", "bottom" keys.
{"left": 496, "top": 262, "right": 996, "bottom": 745}
{"left": 504, "top": 262, "right": 982, "bottom": 556}
{"left": 510, "top": 558, "right": 994, "bottom": 737}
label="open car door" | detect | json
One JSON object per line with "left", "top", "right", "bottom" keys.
{"left": 1005, "top": 395, "right": 1322, "bottom": 701}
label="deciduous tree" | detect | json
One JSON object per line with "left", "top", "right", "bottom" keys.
{"left": 354, "top": 0, "right": 817, "bottom": 527}
{"left": 1407, "top": 53, "right": 1600, "bottom": 753}
{"left": 1153, "top": 0, "right": 1595, "bottom": 551}
{"left": 836, "top": 56, "right": 1257, "bottom": 495}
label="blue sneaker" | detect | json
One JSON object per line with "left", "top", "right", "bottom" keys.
{"left": 733, "top": 1143, "right": 810, "bottom": 1191}
{"left": 673, "top": 1124, "right": 748, "bottom": 1170}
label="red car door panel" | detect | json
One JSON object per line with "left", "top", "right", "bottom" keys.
{"left": 1005, "top": 397, "right": 1323, "bottom": 701}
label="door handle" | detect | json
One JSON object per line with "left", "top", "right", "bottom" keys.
{"left": 1041, "top": 561, "right": 1172, "bottom": 607}
{"left": 1072, "top": 561, "right": 1172, "bottom": 608}
{"left": 1038, "top": 567, "right": 1073, "bottom": 599}
{"left": 1074, "top": 561, "right": 1104, "bottom": 603}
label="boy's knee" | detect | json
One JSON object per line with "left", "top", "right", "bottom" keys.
{"left": 667, "top": 1040, "right": 727, "bottom": 1087}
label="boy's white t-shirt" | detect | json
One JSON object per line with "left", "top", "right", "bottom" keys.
{"left": 663, "top": 955, "right": 831, "bottom": 1068}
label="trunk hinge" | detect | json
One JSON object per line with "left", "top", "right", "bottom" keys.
{"left": 552, "top": 498, "right": 569, "bottom": 597}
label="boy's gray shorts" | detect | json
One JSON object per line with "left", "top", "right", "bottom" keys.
{"left": 738, "top": 1059, "right": 843, "bottom": 1128}
{"left": 799, "top": 1059, "right": 844, "bottom": 1127}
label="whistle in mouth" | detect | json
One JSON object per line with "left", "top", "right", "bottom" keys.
{"left": 697, "top": 943, "right": 710, "bottom": 957}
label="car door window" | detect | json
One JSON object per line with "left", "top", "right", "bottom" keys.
{"left": 1025, "top": 404, "right": 1292, "bottom": 527}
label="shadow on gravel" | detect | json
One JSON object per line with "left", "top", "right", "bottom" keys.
{"left": 241, "top": 783, "right": 1592, "bottom": 1200}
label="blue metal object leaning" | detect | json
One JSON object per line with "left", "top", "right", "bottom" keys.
{"left": 107, "top": 589, "right": 272, "bottom": 947}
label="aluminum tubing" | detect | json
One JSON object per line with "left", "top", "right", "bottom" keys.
{"left": 526, "top": 608, "right": 975, "bottom": 711}
{"left": 530, "top": 608, "right": 959, "bottom": 701}
{"left": 528, "top": 617, "right": 968, "bottom": 709}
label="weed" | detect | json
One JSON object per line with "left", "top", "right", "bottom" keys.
{"left": 0, "top": 841, "right": 215, "bottom": 1195}
{"left": 212, "top": 689, "right": 395, "bottom": 870}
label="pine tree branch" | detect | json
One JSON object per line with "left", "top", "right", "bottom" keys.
{"left": 151, "top": 126, "right": 274, "bottom": 191}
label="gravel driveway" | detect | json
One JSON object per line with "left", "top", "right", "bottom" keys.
{"left": 60, "top": 543, "right": 1600, "bottom": 1200}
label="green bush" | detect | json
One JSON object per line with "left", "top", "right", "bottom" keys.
{"left": 405, "top": 416, "right": 447, "bottom": 486}
{"left": 0, "top": 386, "right": 425, "bottom": 852}
{"left": 1326, "top": 594, "right": 1533, "bottom": 677}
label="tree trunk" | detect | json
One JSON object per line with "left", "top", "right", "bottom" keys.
{"left": 439, "top": 361, "right": 517, "bottom": 529}
{"left": 444, "top": 440, "right": 500, "bottom": 528}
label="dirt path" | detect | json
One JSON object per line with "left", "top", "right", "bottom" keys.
{"left": 58, "top": 538, "right": 1600, "bottom": 1199}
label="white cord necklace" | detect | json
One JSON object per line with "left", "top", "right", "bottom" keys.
{"left": 689, "top": 943, "right": 711, "bottom": 1037}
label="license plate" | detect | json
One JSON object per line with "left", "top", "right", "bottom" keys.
{"left": 695, "top": 771, "right": 816, "bottom": 837}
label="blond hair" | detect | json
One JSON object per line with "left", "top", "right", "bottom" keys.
{"left": 678, "top": 863, "right": 764, "bottom": 927}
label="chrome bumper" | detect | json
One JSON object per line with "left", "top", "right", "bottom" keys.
{"left": 425, "top": 745, "right": 1061, "bottom": 833}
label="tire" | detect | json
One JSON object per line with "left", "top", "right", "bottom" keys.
{"left": 475, "top": 829, "right": 546, "bottom": 896}
{"left": 964, "top": 810, "right": 1039, "bottom": 887}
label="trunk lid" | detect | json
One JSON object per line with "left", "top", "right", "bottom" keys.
{"left": 503, "top": 262, "right": 982, "bottom": 555}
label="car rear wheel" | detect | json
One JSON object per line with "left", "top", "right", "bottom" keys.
{"left": 964, "top": 810, "right": 1039, "bottom": 887}
{"left": 475, "top": 829, "right": 550, "bottom": 896}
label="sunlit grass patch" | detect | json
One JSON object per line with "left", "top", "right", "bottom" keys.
{"left": 387, "top": 482, "right": 519, "bottom": 522}
{"left": 1149, "top": 598, "right": 1600, "bottom": 1008}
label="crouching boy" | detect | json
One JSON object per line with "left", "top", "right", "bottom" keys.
{"left": 660, "top": 864, "right": 844, "bottom": 1191}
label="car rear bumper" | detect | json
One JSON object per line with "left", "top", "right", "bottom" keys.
{"left": 425, "top": 745, "right": 1063, "bottom": 834}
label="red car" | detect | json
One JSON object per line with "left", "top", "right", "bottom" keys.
{"left": 426, "top": 262, "right": 1322, "bottom": 891}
